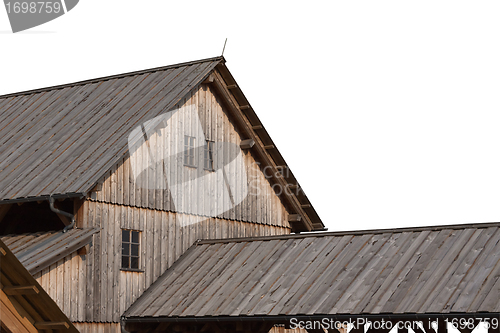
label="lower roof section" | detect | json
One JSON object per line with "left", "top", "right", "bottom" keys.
{"left": 124, "top": 222, "right": 500, "bottom": 321}
{"left": 1, "top": 227, "right": 99, "bottom": 274}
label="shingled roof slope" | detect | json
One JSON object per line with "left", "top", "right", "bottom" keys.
{"left": 0, "top": 57, "right": 222, "bottom": 202}
{"left": 125, "top": 222, "right": 500, "bottom": 320}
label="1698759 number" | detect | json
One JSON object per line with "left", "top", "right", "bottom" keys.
{"left": 5, "top": 2, "right": 62, "bottom": 14}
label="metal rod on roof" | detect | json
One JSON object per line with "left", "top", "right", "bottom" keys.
{"left": 49, "top": 196, "right": 75, "bottom": 233}
{"left": 222, "top": 38, "right": 228, "bottom": 56}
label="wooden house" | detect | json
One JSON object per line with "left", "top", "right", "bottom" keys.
{"left": 0, "top": 57, "right": 325, "bottom": 333}
{"left": 2, "top": 57, "right": 499, "bottom": 333}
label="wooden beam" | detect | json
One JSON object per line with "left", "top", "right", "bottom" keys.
{"left": 77, "top": 244, "right": 89, "bottom": 256}
{"left": 3, "top": 285, "right": 39, "bottom": 295}
{"left": 252, "top": 125, "right": 263, "bottom": 130}
{"left": 203, "top": 74, "right": 215, "bottom": 84}
{"left": 34, "top": 322, "right": 70, "bottom": 330}
{"left": 239, "top": 105, "right": 250, "bottom": 110}
{"left": 288, "top": 214, "right": 302, "bottom": 222}
{"left": 0, "top": 247, "right": 6, "bottom": 256}
{"left": 0, "top": 289, "right": 38, "bottom": 333}
{"left": 301, "top": 204, "right": 311, "bottom": 208}
{"left": 240, "top": 139, "right": 255, "bottom": 150}
{"left": 263, "top": 145, "right": 275, "bottom": 150}
{"left": 227, "top": 84, "right": 238, "bottom": 89}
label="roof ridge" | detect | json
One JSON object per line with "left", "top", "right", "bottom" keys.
{"left": 197, "top": 221, "right": 500, "bottom": 244}
{"left": 0, "top": 56, "right": 225, "bottom": 99}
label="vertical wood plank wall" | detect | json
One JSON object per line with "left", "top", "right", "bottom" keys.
{"left": 33, "top": 85, "right": 295, "bottom": 333}
{"left": 35, "top": 201, "right": 290, "bottom": 327}
{"left": 92, "top": 84, "right": 290, "bottom": 228}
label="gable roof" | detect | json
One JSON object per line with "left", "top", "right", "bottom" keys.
{"left": 0, "top": 56, "right": 324, "bottom": 231}
{"left": 124, "top": 222, "right": 500, "bottom": 321}
{"left": 1, "top": 228, "right": 99, "bottom": 274}
{"left": 0, "top": 57, "right": 221, "bottom": 203}
{"left": 0, "top": 239, "right": 80, "bottom": 333}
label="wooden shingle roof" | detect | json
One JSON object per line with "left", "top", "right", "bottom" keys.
{"left": 1, "top": 228, "right": 99, "bottom": 274}
{"left": 0, "top": 57, "right": 222, "bottom": 202}
{"left": 125, "top": 222, "right": 500, "bottom": 321}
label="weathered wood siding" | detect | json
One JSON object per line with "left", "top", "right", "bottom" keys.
{"left": 36, "top": 200, "right": 290, "bottom": 324}
{"left": 92, "top": 84, "right": 290, "bottom": 228}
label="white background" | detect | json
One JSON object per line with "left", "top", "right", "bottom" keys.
{"left": 1, "top": 1, "right": 500, "bottom": 232}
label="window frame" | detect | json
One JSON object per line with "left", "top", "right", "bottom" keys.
{"left": 183, "top": 135, "right": 196, "bottom": 168}
{"left": 204, "top": 140, "right": 215, "bottom": 171}
{"left": 121, "top": 229, "right": 142, "bottom": 272}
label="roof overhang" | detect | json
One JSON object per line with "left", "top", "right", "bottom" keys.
{"left": 0, "top": 239, "right": 80, "bottom": 333}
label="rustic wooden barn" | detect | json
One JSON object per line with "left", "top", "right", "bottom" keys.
{"left": 123, "top": 223, "right": 500, "bottom": 333}
{"left": 0, "top": 239, "right": 79, "bottom": 333}
{"left": 3, "top": 56, "right": 498, "bottom": 333}
{"left": 0, "top": 56, "right": 325, "bottom": 333}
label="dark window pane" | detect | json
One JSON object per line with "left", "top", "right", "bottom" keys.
{"left": 132, "top": 231, "right": 139, "bottom": 243}
{"left": 122, "top": 229, "right": 129, "bottom": 242}
{"left": 122, "top": 256, "right": 129, "bottom": 269}
{"left": 122, "top": 243, "right": 130, "bottom": 255}
{"left": 131, "top": 257, "right": 139, "bottom": 269}
{"left": 131, "top": 244, "right": 139, "bottom": 256}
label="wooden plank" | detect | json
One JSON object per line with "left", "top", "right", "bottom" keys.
{"left": 383, "top": 229, "right": 451, "bottom": 313}
{"left": 240, "top": 139, "right": 255, "bottom": 149}
{"left": 423, "top": 227, "right": 497, "bottom": 312}
{"left": 63, "top": 255, "right": 71, "bottom": 318}
{"left": 0, "top": 289, "right": 39, "bottom": 333}
{"left": 3, "top": 285, "right": 39, "bottom": 295}
{"left": 34, "top": 322, "right": 70, "bottom": 330}
{"left": 117, "top": 158, "right": 124, "bottom": 205}
{"left": 363, "top": 230, "right": 431, "bottom": 313}
{"left": 405, "top": 229, "right": 476, "bottom": 312}
{"left": 452, "top": 227, "right": 500, "bottom": 312}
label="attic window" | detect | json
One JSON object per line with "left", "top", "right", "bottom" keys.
{"left": 122, "top": 229, "right": 140, "bottom": 270}
{"left": 184, "top": 136, "right": 196, "bottom": 167}
{"left": 204, "top": 141, "right": 214, "bottom": 171}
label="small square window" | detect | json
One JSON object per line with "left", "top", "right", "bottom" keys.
{"left": 204, "top": 141, "right": 214, "bottom": 171}
{"left": 184, "top": 136, "right": 196, "bottom": 167}
{"left": 121, "top": 229, "right": 140, "bottom": 270}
